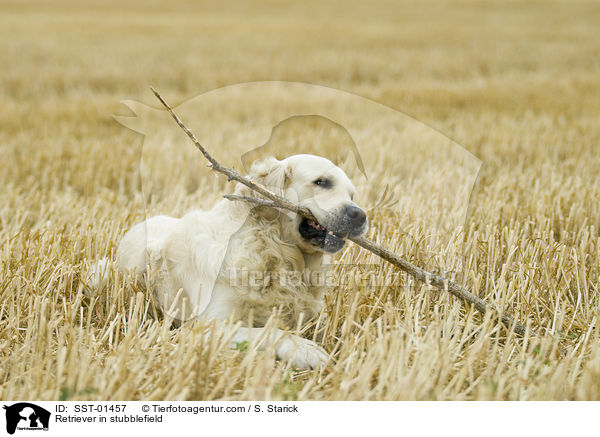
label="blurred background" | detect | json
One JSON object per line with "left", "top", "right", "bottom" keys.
{"left": 2, "top": 0, "right": 598, "bottom": 219}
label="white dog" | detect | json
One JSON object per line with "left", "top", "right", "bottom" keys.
{"left": 105, "top": 154, "right": 367, "bottom": 369}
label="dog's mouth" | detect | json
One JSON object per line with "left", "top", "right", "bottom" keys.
{"left": 298, "top": 218, "right": 346, "bottom": 253}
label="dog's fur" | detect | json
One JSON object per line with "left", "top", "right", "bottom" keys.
{"left": 109, "top": 154, "right": 367, "bottom": 368}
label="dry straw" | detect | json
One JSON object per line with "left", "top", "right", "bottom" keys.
{"left": 2, "top": 0, "right": 599, "bottom": 400}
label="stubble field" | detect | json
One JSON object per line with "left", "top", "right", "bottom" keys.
{"left": 1, "top": 0, "right": 600, "bottom": 400}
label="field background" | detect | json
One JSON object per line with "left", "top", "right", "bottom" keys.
{"left": 1, "top": 0, "right": 600, "bottom": 400}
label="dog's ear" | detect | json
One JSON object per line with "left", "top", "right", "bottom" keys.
{"left": 251, "top": 157, "right": 291, "bottom": 195}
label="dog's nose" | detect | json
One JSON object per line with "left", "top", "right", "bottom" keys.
{"left": 345, "top": 205, "right": 366, "bottom": 227}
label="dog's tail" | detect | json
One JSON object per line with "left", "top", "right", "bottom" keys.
{"left": 86, "top": 257, "right": 112, "bottom": 291}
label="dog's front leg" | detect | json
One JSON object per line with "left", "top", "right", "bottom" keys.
{"left": 228, "top": 326, "right": 329, "bottom": 370}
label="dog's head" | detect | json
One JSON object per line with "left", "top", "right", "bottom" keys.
{"left": 250, "top": 154, "right": 368, "bottom": 253}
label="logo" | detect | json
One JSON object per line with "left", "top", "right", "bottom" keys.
{"left": 2, "top": 403, "right": 50, "bottom": 435}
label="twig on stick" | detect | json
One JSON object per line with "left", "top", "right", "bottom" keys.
{"left": 223, "top": 194, "right": 280, "bottom": 209}
{"left": 151, "top": 87, "right": 528, "bottom": 337}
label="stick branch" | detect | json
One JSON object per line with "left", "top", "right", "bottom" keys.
{"left": 151, "top": 87, "right": 527, "bottom": 337}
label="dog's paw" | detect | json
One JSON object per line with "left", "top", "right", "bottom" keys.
{"left": 276, "top": 335, "right": 329, "bottom": 369}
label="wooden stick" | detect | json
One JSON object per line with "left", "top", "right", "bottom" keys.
{"left": 151, "top": 87, "right": 528, "bottom": 337}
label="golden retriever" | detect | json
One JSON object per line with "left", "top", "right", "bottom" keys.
{"left": 101, "top": 154, "right": 367, "bottom": 368}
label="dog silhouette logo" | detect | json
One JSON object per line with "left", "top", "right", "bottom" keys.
{"left": 2, "top": 403, "right": 50, "bottom": 434}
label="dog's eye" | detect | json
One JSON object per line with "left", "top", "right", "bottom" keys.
{"left": 313, "top": 178, "right": 332, "bottom": 188}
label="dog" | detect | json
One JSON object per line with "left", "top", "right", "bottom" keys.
{"left": 104, "top": 154, "right": 367, "bottom": 369}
